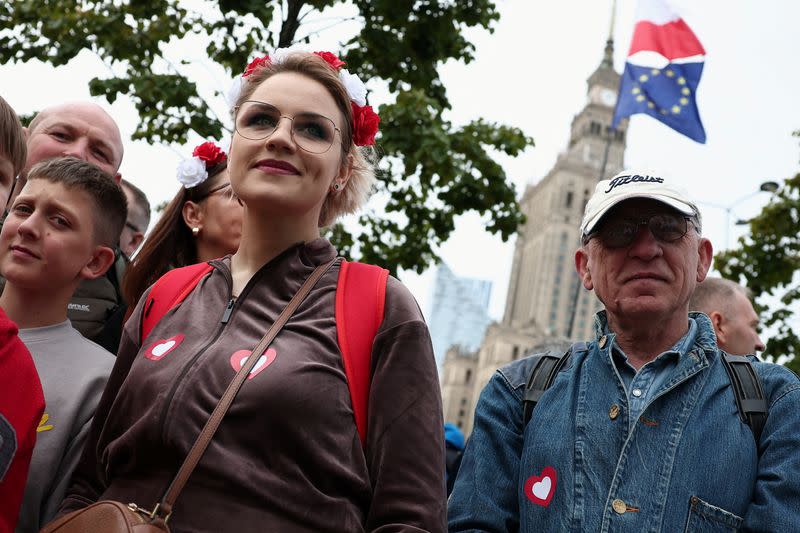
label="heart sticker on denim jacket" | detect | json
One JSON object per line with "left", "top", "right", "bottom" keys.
{"left": 524, "top": 466, "right": 557, "bottom": 507}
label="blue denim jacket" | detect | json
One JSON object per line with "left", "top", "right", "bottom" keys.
{"left": 448, "top": 312, "right": 800, "bottom": 532}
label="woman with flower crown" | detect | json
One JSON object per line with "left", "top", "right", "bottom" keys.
{"left": 56, "top": 50, "right": 445, "bottom": 532}
{"left": 122, "top": 141, "right": 243, "bottom": 308}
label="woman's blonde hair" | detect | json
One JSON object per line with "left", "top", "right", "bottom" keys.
{"left": 235, "top": 52, "right": 375, "bottom": 226}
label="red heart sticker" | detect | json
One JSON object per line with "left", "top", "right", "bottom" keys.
{"left": 145, "top": 334, "right": 185, "bottom": 361}
{"left": 524, "top": 466, "right": 557, "bottom": 507}
{"left": 229, "top": 348, "right": 277, "bottom": 379}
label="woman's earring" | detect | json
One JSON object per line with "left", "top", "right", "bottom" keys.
{"left": 331, "top": 182, "right": 343, "bottom": 192}
{"left": 192, "top": 227, "right": 200, "bottom": 236}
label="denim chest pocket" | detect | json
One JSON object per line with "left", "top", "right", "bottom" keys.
{"left": 684, "top": 496, "right": 743, "bottom": 532}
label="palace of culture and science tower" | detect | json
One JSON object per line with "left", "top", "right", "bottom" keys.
{"left": 441, "top": 39, "right": 629, "bottom": 435}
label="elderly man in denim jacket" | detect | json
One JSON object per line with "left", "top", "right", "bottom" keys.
{"left": 449, "top": 171, "right": 800, "bottom": 532}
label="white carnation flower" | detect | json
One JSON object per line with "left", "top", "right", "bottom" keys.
{"left": 339, "top": 69, "right": 367, "bottom": 107}
{"left": 271, "top": 44, "right": 308, "bottom": 65}
{"left": 176, "top": 157, "right": 208, "bottom": 188}
{"left": 226, "top": 75, "right": 244, "bottom": 110}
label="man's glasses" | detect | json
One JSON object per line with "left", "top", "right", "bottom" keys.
{"left": 588, "top": 213, "right": 693, "bottom": 248}
{"left": 124, "top": 221, "right": 141, "bottom": 233}
{"left": 233, "top": 101, "right": 341, "bottom": 154}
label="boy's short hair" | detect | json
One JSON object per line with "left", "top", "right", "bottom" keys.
{"left": 0, "top": 95, "right": 27, "bottom": 176}
{"left": 26, "top": 157, "right": 127, "bottom": 247}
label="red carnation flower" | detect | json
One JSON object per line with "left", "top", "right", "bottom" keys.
{"left": 243, "top": 55, "right": 271, "bottom": 77}
{"left": 314, "top": 51, "right": 346, "bottom": 70}
{"left": 351, "top": 102, "right": 380, "bottom": 146}
{"left": 193, "top": 142, "right": 227, "bottom": 168}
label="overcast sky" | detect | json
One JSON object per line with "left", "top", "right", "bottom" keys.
{"left": 1, "top": 0, "right": 798, "bottom": 323}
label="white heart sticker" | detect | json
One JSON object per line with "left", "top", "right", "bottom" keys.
{"left": 532, "top": 476, "right": 552, "bottom": 500}
{"left": 152, "top": 340, "right": 176, "bottom": 357}
{"left": 144, "top": 334, "right": 185, "bottom": 361}
{"left": 238, "top": 355, "right": 267, "bottom": 374}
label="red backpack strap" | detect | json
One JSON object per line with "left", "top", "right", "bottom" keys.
{"left": 336, "top": 259, "right": 389, "bottom": 448}
{"left": 140, "top": 262, "right": 214, "bottom": 343}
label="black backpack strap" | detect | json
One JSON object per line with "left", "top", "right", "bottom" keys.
{"left": 523, "top": 342, "right": 587, "bottom": 426}
{"left": 721, "top": 353, "right": 768, "bottom": 443}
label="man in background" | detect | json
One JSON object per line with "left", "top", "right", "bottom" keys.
{"left": 119, "top": 179, "right": 150, "bottom": 259}
{"left": 689, "top": 277, "right": 765, "bottom": 356}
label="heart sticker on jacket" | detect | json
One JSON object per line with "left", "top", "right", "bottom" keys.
{"left": 229, "top": 348, "right": 277, "bottom": 379}
{"left": 145, "top": 334, "right": 185, "bottom": 361}
{"left": 524, "top": 466, "right": 557, "bottom": 507}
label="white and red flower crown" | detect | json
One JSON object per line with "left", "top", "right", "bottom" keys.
{"left": 176, "top": 141, "right": 227, "bottom": 188}
{"left": 227, "top": 48, "right": 380, "bottom": 146}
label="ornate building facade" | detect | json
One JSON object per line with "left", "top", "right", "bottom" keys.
{"left": 441, "top": 40, "right": 629, "bottom": 434}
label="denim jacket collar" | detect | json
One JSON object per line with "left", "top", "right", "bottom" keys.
{"left": 592, "top": 310, "right": 717, "bottom": 366}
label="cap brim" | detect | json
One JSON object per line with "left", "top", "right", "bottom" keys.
{"left": 581, "top": 193, "right": 696, "bottom": 235}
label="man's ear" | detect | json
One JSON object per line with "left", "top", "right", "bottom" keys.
{"left": 80, "top": 245, "right": 116, "bottom": 280}
{"left": 709, "top": 310, "right": 726, "bottom": 344}
{"left": 182, "top": 201, "right": 204, "bottom": 230}
{"left": 130, "top": 231, "right": 145, "bottom": 251}
{"left": 696, "top": 237, "right": 713, "bottom": 282}
{"left": 575, "top": 248, "right": 593, "bottom": 290}
{"left": 114, "top": 172, "right": 122, "bottom": 184}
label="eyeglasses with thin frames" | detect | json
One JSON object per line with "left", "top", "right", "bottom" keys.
{"left": 233, "top": 100, "right": 341, "bottom": 154}
{"left": 201, "top": 181, "right": 242, "bottom": 206}
{"left": 124, "top": 221, "right": 141, "bottom": 233}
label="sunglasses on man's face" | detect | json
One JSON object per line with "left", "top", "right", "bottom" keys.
{"left": 588, "top": 213, "right": 692, "bottom": 248}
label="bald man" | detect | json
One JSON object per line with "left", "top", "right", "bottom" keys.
{"left": 8, "top": 101, "right": 124, "bottom": 207}
{"left": 6, "top": 101, "right": 128, "bottom": 353}
{"left": 690, "top": 277, "right": 766, "bottom": 355}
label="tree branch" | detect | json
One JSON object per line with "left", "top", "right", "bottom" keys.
{"left": 278, "top": 0, "right": 306, "bottom": 47}
{"left": 294, "top": 16, "right": 364, "bottom": 45}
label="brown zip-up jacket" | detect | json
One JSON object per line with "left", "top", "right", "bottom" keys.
{"left": 59, "top": 239, "right": 446, "bottom": 532}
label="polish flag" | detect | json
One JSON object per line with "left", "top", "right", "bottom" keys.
{"left": 612, "top": 0, "right": 707, "bottom": 143}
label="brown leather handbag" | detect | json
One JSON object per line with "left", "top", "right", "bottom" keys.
{"left": 40, "top": 261, "right": 334, "bottom": 533}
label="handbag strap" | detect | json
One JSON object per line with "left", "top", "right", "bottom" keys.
{"left": 151, "top": 258, "right": 336, "bottom": 522}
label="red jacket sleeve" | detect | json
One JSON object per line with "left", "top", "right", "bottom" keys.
{"left": 0, "top": 307, "right": 44, "bottom": 533}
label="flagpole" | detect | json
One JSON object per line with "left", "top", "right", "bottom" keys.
{"left": 566, "top": 0, "right": 617, "bottom": 341}
{"left": 609, "top": 0, "right": 617, "bottom": 41}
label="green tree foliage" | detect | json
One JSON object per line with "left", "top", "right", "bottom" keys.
{"left": 0, "top": 0, "right": 532, "bottom": 274}
{"left": 716, "top": 139, "right": 800, "bottom": 372}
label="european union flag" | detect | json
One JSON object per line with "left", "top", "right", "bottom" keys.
{"left": 612, "top": 0, "right": 707, "bottom": 143}
{"left": 613, "top": 62, "right": 706, "bottom": 143}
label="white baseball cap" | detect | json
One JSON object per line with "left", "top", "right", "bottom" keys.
{"left": 580, "top": 170, "right": 701, "bottom": 236}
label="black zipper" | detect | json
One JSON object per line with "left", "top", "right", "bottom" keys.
{"left": 157, "top": 261, "right": 234, "bottom": 442}
{"left": 221, "top": 298, "right": 236, "bottom": 324}
{"left": 155, "top": 253, "right": 307, "bottom": 442}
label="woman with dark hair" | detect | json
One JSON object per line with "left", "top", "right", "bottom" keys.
{"left": 58, "top": 50, "right": 445, "bottom": 532}
{"left": 122, "top": 141, "right": 243, "bottom": 308}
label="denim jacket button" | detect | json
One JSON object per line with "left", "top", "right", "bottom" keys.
{"left": 609, "top": 404, "right": 620, "bottom": 420}
{"left": 612, "top": 499, "right": 627, "bottom": 514}
{"left": 599, "top": 335, "right": 608, "bottom": 349}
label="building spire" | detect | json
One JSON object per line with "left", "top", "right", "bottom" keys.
{"left": 602, "top": 0, "right": 617, "bottom": 68}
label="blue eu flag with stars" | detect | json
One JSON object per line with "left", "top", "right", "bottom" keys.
{"left": 612, "top": 62, "right": 706, "bottom": 143}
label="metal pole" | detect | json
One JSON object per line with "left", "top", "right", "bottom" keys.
{"left": 566, "top": 0, "right": 617, "bottom": 340}
{"left": 567, "top": 129, "right": 614, "bottom": 339}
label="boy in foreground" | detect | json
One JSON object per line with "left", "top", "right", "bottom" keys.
{"left": 0, "top": 156, "right": 126, "bottom": 531}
